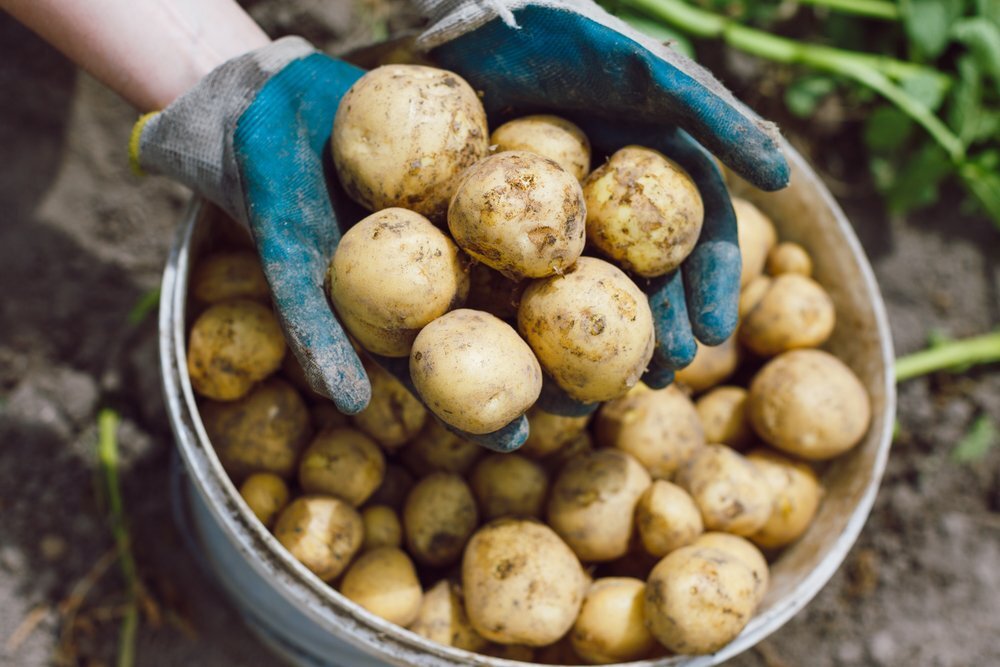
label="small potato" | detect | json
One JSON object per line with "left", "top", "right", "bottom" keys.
{"left": 644, "top": 545, "right": 757, "bottom": 654}
{"left": 469, "top": 454, "right": 548, "bottom": 520}
{"left": 403, "top": 473, "right": 479, "bottom": 567}
{"left": 747, "top": 449, "right": 823, "bottom": 549}
{"left": 540, "top": 430, "right": 595, "bottom": 473}
{"left": 201, "top": 378, "right": 311, "bottom": 481}
{"left": 490, "top": 114, "right": 591, "bottom": 181}
{"left": 328, "top": 208, "right": 470, "bottom": 357}
{"left": 676, "top": 444, "right": 772, "bottom": 536}
{"left": 635, "top": 480, "right": 704, "bottom": 557}
{"left": 361, "top": 505, "right": 402, "bottom": 551}
{"left": 738, "top": 275, "right": 772, "bottom": 319}
{"left": 547, "top": 449, "right": 651, "bottom": 561}
{"left": 187, "top": 299, "right": 286, "bottom": 400}
{"left": 734, "top": 197, "right": 778, "bottom": 287}
{"left": 410, "top": 309, "right": 542, "bottom": 434}
{"left": 692, "top": 532, "right": 769, "bottom": 605}
{"left": 674, "top": 336, "right": 740, "bottom": 394}
{"left": 462, "top": 518, "right": 586, "bottom": 646}
{"left": 191, "top": 251, "right": 269, "bottom": 304}
{"left": 520, "top": 407, "right": 590, "bottom": 459}
{"left": 332, "top": 65, "right": 488, "bottom": 221}
{"left": 518, "top": 257, "right": 655, "bottom": 403}
{"left": 748, "top": 349, "right": 871, "bottom": 460}
{"left": 465, "top": 263, "right": 524, "bottom": 320}
{"left": 239, "top": 473, "right": 290, "bottom": 528}
{"left": 340, "top": 547, "right": 423, "bottom": 626}
{"left": 273, "top": 496, "right": 363, "bottom": 582}
{"left": 299, "top": 428, "right": 386, "bottom": 507}
{"left": 351, "top": 362, "right": 427, "bottom": 450}
{"left": 400, "top": 419, "right": 484, "bottom": 477}
{"left": 595, "top": 384, "right": 705, "bottom": 479}
{"left": 583, "top": 146, "right": 703, "bottom": 277}
{"left": 409, "top": 579, "right": 488, "bottom": 652}
{"left": 739, "top": 274, "right": 836, "bottom": 356}
{"left": 367, "top": 464, "right": 415, "bottom": 511}
{"left": 571, "top": 578, "right": 655, "bottom": 664}
{"left": 767, "top": 241, "right": 813, "bottom": 277}
{"left": 448, "top": 151, "right": 586, "bottom": 279}
{"left": 695, "top": 386, "right": 754, "bottom": 450}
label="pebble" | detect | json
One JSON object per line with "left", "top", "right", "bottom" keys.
{"left": 868, "top": 630, "right": 897, "bottom": 665}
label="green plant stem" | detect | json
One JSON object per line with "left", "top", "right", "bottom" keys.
{"left": 896, "top": 331, "right": 1000, "bottom": 381}
{"left": 796, "top": 0, "right": 901, "bottom": 20}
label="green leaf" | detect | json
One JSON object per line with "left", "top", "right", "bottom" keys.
{"left": 902, "top": 0, "right": 965, "bottom": 59}
{"left": 975, "top": 0, "right": 1000, "bottom": 28}
{"left": 616, "top": 11, "right": 697, "bottom": 56}
{"left": 865, "top": 106, "right": 916, "bottom": 152}
{"left": 784, "top": 75, "right": 838, "bottom": 118}
{"left": 949, "top": 56, "right": 985, "bottom": 147}
{"left": 958, "top": 151, "right": 1000, "bottom": 226}
{"left": 952, "top": 18, "right": 1000, "bottom": 88}
{"left": 883, "top": 143, "right": 954, "bottom": 213}
{"left": 952, "top": 415, "right": 998, "bottom": 463}
{"left": 127, "top": 287, "right": 160, "bottom": 326}
{"left": 902, "top": 71, "right": 950, "bottom": 110}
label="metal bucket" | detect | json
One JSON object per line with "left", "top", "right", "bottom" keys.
{"left": 159, "top": 139, "right": 896, "bottom": 666}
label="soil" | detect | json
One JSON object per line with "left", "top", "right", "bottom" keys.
{"left": 1, "top": 3, "right": 999, "bottom": 667}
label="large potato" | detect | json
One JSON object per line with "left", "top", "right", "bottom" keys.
{"left": 410, "top": 309, "right": 542, "bottom": 434}
{"left": 331, "top": 64, "right": 488, "bottom": 220}
{"left": 469, "top": 454, "right": 548, "bottom": 520}
{"left": 518, "top": 257, "right": 654, "bottom": 403}
{"left": 328, "top": 208, "right": 469, "bottom": 357}
{"left": 409, "top": 579, "right": 488, "bottom": 652}
{"left": 299, "top": 428, "right": 385, "bottom": 507}
{"left": 403, "top": 472, "right": 478, "bottom": 567}
{"left": 739, "top": 274, "right": 836, "bottom": 356}
{"left": 489, "top": 114, "right": 592, "bottom": 181}
{"left": 191, "top": 251, "right": 269, "bottom": 304}
{"left": 695, "top": 386, "right": 754, "bottom": 450}
{"left": 692, "top": 532, "right": 769, "bottom": 605}
{"left": 673, "top": 336, "right": 741, "bottom": 394}
{"left": 676, "top": 444, "right": 772, "bottom": 536}
{"left": 351, "top": 361, "right": 427, "bottom": 450}
{"left": 187, "top": 299, "right": 286, "bottom": 401}
{"left": 734, "top": 197, "right": 777, "bottom": 287}
{"left": 583, "top": 146, "right": 704, "bottom": 277}
{"left": 273, "top": 496, "right": 363, "bottom": 582}
{"left": 239, "top": 472, "right": 290, "bottom": 528}
{"left": 747, "top": 449, "right": 823, "bottom": 549}
{"left": 520, "top": 407, "right": 590, "bottom": 459}
{"left": 571, "top": 577, "right": 656, "bottom": 664}
{"left": 340, "top": 547, "right": 423, "bottom": 626}
{"left": 462, "top": 519, "right": 586, "bottom": 646}
{"left": 400, "top": 419, "right": 484, "bottom": 477}
{"left": 748, "top": 349, "right": 871, "bottom": 460}
{"left": 635, "top": 480, "right": 704, "bottom": 557}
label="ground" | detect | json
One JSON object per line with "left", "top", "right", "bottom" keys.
{"left": 1, "top": 4, "right": 999, "bottom": 667}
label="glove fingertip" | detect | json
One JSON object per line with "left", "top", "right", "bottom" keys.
{"left": 461, "top": 415, "right": 530, "bottom": 453}
{"left": 684, "top": 242, "right": 741, "bottom": 346}
{"left": 535, "top": 374, "right": 600, "bottom": 417}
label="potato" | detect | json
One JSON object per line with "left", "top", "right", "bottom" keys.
{"left": 644, "top": 545, "right": 757, "bottom": 654}
{"left": 299, "top": 428, "right": 385, "bottom": 507}
{"left": 547, "top": 449, "right": 651, "bottom": 561}
{"left": 595, "top": 384, "right": 705, "bottom": 479}
{"left": 583, "top": 145, "right": 703, "bottom": 277}
{"left": 676, "top": 444, "right": 772, "bottom": 536}
{"left": 469, "top": 454, "right": 548, "bottom": 520}
{"left": 738, "top": 275, "right": 772, "bottom": 319}
{"left": 331, "top": 64, "right": 488, "bottom": 221}
{"left": 410, "top": 309, "right": 541, "bottom": 434}
{"left": 328, "top": 208, "right": 470, "bottom": 357}
{"left": 187, "top": 299, "right": 286, "bottom": 400}
{"left": 520, "top": 407, "right": 590, "bottom": 459}
{"left": 191, "top": 251, "right": 269, "bottom": 304}
{"left": 734, "top": 197, "right": 777, "bottom": 287}
{"left": 465, "top": 263, "right": 524, "bottom": 321}
{"left": 400, "top": 419, "right": 484, "bottom": 477}
{"left": 674, "top": 336, "right": 740, "bottom": 394}
{"left": 540, "top": 430, "right": 594, "bottom": 473}
{"left": 361, "top": 505, "right": 402, "bottom": 551}
{"left": 518, "top": 257, "right": 655, "bottom": 403}
{"left": 571, "top": 577, "right": 655, "bottom": 664}
{"left": 239, "top": 472, "right": 290, "bottom": 528}
{"left": 739, "top": 274, "right": 836, "bottom": 356}
{"left": 273, "top": 496, "right": 363, "bottom": 582}
{"left": 201, "top": 378, "right": 311, "bottom": 481}
{"left": 340, "top": 547, "right": 423, "bottom": 626}
{"left": 695, "top": 386, "right": 754, "bottom": 450}
{"left": 403, "top": 472, "right": 478, "bottom": 567}
{"left": 351, "top": 361, "right": 427, "bottom": 450}
{"left": 448, "top": 151, "right": 586, "bottom": 279}
{"left": 748, "top": 349, "right": 871, "bottom": 460}
{"left": 635, "top": 480, "right": 704, "bottom": 557}
{"left": 767, "top": 241, "right": 813, "bottom": 277}
{"left": 462, "top": 518, "right": 586, "bottom": 646}
{"left": 692, "top": 532, "right": 769, "bottom": 605}
{"left": 367, "top": 464, "right": 415, "bottom": 511}
{"left": 489, "top": 114, "right": 592, "bottom": 181}
{"left": 409, "top": 579, "right": 488, "bottom": 652}
{"left": 747, "top": 449, "right": 823, "bottom": 549}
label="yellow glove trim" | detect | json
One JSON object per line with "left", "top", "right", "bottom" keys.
{"left": 128, "top": 112, "right": 159, "bottom": 176}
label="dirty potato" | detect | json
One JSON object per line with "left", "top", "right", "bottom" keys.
{"left": 400, "top": 419, "right": 484, "bottom": 477}
{"left": 239, "top": 472, "right": 290, "bottom": 528}
{"left": 409, "top": 579, "right": 488, "bottom": 652}
{"left": 692, "top": 532, "right": 769, "bottom": 605}
{"left": 273, "top": 496, "right": 363, "bottom": 582}
{"left": 695, "top": 386, "right": 754, "bottom": 450}
{"left": 298, "top": 428, "right": 385, "bottom": 507}
{"left": 489, "top": 114, "right": 592, "bottom": 181}
{"left": 734, "top": 197, "right": 778, "bottom": 287}
{"left": 766, "top": 241, "right": 813, "bottom": 277}
{"left": 403, "top": 472, "right": 479, "bottom": 568}
{"left": 520, "top": 407, "right": 591, "bottom": 459}
{"left": 673, "top": 336, "right": 741, "bottom": 394}
{"left": 361, "top": 505, "right": 403, "bottom": 551}
{"left": 367, "top": 464, "right": 415, "bottom": 511}
{"left": 191, "top": 250, "right": 269, "bottom": 304}
{"left": 469, "top": 454, "right": 548, "bottom": 520}
{"left": 635, "top": 480, "right": 704, "bottom": 557}
{"left": 739, "top": 274, "right": 836, "bottom": 356}
{"left": 571, "top": 577, "right": 656, "bottom": 664}
{"left": 747, "top": 449, "right": 823, "bottom": 549}
{"left": 676, "top": 444, "right": 773, "bottom": 536}
{"left": 351, "top": 361, "right": 427, "bottom": 450}
{"left": 340, "top": 547, "right": 423, "bottom": 626}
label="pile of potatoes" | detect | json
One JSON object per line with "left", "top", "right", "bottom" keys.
{"left": 184, "top": 63, "right": 873, "bottom": 664}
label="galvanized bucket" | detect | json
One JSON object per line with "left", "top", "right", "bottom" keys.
{"left": 159, "top": 138, "right": 896, "bottom": 666}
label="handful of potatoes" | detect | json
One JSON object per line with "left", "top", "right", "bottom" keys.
{"left": 185, "top": 63, "right": 873, "bottom": 663}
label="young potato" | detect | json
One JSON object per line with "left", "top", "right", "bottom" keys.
{"left": 733, "top": 197, "right": 778, "bottom": 287}
{"left": 200, "top": 378, "right": 311, "bottom": 481}
{"left": 361, "top": 505, "right": 402, "bottom": 552}
{"left": 739, "top": 274, "right": 836, "bottom": 357}
{"left": 409, "top": 579, "right": 488, "bottom": 652}
{"left": 748, "top": 349, "right": 871, "bottom": 460}
{"left": 465, "top": 263, "right": 524, "bottom": 321}
{"left": 547, "top": 449, "right": 651, "bottom": 561}
{"left": 410, "top": 309, "right": 542, "bottom": 434}
{"left": 571, "top": 577, "right": 656, "bottom": 664}
{"left": 583, "top": 145, "right": 703, "bottom": 277}
{"left": 328, "top": 208, "right": 470, "bottom": 357}
{"left": 490, "top": 114, "right": 592, "bottom": 181}
{"left": 644, "top": 545, "right": 758, "bottom": 654}
{"left": 469, "top": 454, "right": 548, "bottom": 520}
{"left": 673, "top": 336, "right": 741, "bottom": 394}
{"left": 767, "top": 241, "right": 813, "bottom": 277}
{"left": 191, "top": 250, "right": 269, "bottom": 304}
{"left": 273, "top": 496, "right": 363, "bottom": 582}
{"left": 239, "top": 472, "right": 290, "bottom": 528}
{"left": 747, "top": 449, "right": 823, "bottom": 549}
{"left": 635, "top": 480, "right": 704, "bottom": 557}
{"left": 299, "top": 428, "right": 386, "bottom": 507}
{"left": 540, "top": 430, "right": 595, "bottom": 474}
{"left": 595, "top": 383, "right": 705, "bottom": 480}
{"left": 692, "top": 532, "right": 769, "bottom": 605}
{"left": 187, "top": 299, "right": 286, "bottom": 401}
{"left": 399, "top": 419, "right": 484, "bottom": 477}
{"left": 518, "top": 257, "right": 655, "bottom": 403}
{"left": 448, "top": 151, "right": 586, "bottom": 279}
{"left": 738, "top": 275, "right": 772, "bottom": 320}
{"left": 695, "top": 386, "right": 754, "bottom": 450}
{"left": 676, "top": 444, "right": 773, "bottom": 536}
{"left": 403, "top": 473, "right": 479, "bottom": 568}
{"left": 351, "top": 361, "right": 427, "bottom": 451}
{"left": 520, "top": 407, "right": 590, "bottom": 459}
{"left": 462, "top": 518, "right": 586, "bottom": 646}
{"left": 331, "top": 64, "right": 489, "bottom": 221}
{"left": 340, "top": 547, "right": 423, "bottom": 626}
{"left": 367, "top": 464, "right": 415, "bottom": 511}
